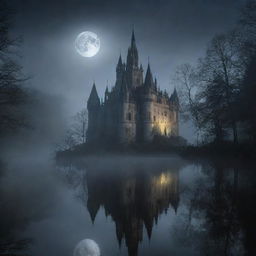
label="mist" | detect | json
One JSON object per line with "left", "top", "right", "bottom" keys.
{"left": 1, "top": 1, "right": 256, "bottom": 256}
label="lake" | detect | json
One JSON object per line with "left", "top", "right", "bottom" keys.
{"left": 0, "top": 154, "right": 255, "bottom": 256}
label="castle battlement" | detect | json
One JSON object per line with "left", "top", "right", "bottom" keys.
{"left": 87, "top": 31, "right": 179, "bottom": 143}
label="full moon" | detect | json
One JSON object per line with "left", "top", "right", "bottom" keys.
{"left": 75, "top": 31, "right": 100, "bottom": 57}
{"left": 73, "top": 239, "right": 101, "bottom": 256}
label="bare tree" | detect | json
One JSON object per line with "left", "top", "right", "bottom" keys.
{"left": 70, "top": 108, "right": 88, "bottom": 144}
{"left": 198, "top": 75, "right": 229, "bottom": 142}
{"left": 58, "top": 108, "right": 88, "bottom": 151}
{"left": 174, "top": 63, "right": 202, "bottom": 144}
{"left": 0, "top": 0, "right": 28, "bottom": 135}
{"left": 197, "top": 31, "right": 244, "bottom": 143}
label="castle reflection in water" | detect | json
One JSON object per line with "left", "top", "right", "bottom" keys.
{"left": 84, "top": 158, "right": 183, "bottom": 256}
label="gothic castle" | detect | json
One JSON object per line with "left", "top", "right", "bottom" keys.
{"left": 87, "top": 31, "right": 179, "bottom": 143}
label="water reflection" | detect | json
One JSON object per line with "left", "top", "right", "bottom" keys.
{"left": 1, "top": 155, "right": 255, "bottom": 256}
{"left": 0, "top": 160, "right": 32, "bottom": 256}
{"left": 60, "top": 157, "right": 256, "bottom": 256}
{"left": 87, "top": 166, "right": 179, "bottom": 255}
{"left": 172, "top": 160, "right": 256, "bottom": 256}
{"left": 61, "top": 156, "right": 185, "bottom": 256}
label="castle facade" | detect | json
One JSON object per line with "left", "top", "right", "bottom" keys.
{"left": 87, "top": 31, "right": 179, "bottom": 144}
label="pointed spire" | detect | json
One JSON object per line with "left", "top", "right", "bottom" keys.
{"left": 117, "top": 54, "right": 122, "bottom": 67}
{"left": 126, "top": 29, "right": 139, "bottom": 68}
{"left": 171, "top": 197, "right": 179, "bottom": 214}
{"left": 144, "top": 219, "right": 153, "bottom": 240}
{"left": 131, "top": 28, "right": 136, "bottom": 47}
{"left": 87, "top": 82, "right": 100, "bottom": 109}
{"left": 144, "top": 63, "right": 154, "bottom": 88}
{"left": 87, "top": 197, "right": 100, "bottom": 224}
{"left": 116, "top": 223, "right": 123, "bottom": 248}
{"left": 173, "top": 87, "right": 178, "bottom": 96}
{"left": 170, "top": 87, "right": 179, "bottom": 105}
{"left": 104, "top": 85, "right": 109, "bottom": 102}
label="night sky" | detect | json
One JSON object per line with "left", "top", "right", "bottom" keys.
{"left": 10, "top": 0, "right": 245, "bottom": 140}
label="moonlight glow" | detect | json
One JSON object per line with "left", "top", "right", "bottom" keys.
{"left": 75, "top": 31, "right": 100, "bottom": 57}
{"left": 73, "top": 239, "right": 101, "bottom": 256}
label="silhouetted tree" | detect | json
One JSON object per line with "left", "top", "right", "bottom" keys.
{"left": 59, "top": 108, "right": 88, "bottom": 150}
{"left": 71, "top": 108, "right": 88, "bottom": 144}
{"left": 197, "top": 75, "right": 230, "bottom": 142}
{"left": 0, "top": 0, "right": 27, "bottom": 135}
{"left": 237, "top": 0, "right": 256, "bottom": 142}
{"left": 239, "top": 0, "right": 256, "bottom": 61}
{"left": 239, "top": 55, "right": 256, "bottom": 141}
{"left": 197, "top": 31, "right": 243, "bottom": 143}
{"left": 174, "top": 63, "right": 202, "bottom": 143}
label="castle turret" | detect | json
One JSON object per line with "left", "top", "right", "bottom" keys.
{"left": 87, "top": 83, "right": 101, "bottom": 142}
{"left": 144, "top": 217, "right": 153, "bottom": 240}
{"left": 105, "top": 86, "right": 109, "bottom": 102}
{"left": 126, "top": 30, "right": 143, "bottom": 88}
{"left": 170, "top": 88, "right": 179, "bottom": 107}
{"left": 116, "top": 54, "right": 124, "bottom": 88}
{"left": 87, "top": 197, "right": 100, "bottom": 223}
{"left": 144, "top": 63, "right": 154, "bottom": 89}
{"left": 154, "top": 77, "right": 157, "bottom": 91}
{"left": 118, "top": 69, "right": 137, "bottom": 143}
{"left": 87, "top": 83, "right": 100, "bottom": 110}
{"left": 126, "top": 30, "right": 138, "bottom": 68}
{"left": 120, "top": 73, "right": 129, "bottom": 101}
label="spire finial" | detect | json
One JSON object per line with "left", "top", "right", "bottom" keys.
{"left": 117, "top": 54, "right": 122, "bottom": 68}
{"left": 147, "top": 57, "right": 151, "bottom": 72}
{"left": 131, "top": 27, "right": 136, "bottom": 46}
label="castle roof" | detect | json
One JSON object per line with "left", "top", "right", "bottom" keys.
{"left": 170, "top": 88, "right": 179, "bottom": 104}
{"left": 131, "top": 29, "right": 136, "bottom": 48}
{"left": 144, "top": 63, "right": 154, "bottom": 88}
{"left": 87, "top": 196, "right": 100, "bottom": 223}
{"left": 87, "top": 83, "right": 100, "bottom": 108}
{"left": 127, "top": 29, "right": 139, "bottom": 68}
{"left": 117, "top": 54, "right": 122, "bottom": 68}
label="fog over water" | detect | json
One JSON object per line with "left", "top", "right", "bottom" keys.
{"left": 1, "top": 153, "right": 255, "bottom": 256}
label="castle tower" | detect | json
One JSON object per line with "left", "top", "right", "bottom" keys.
{"left": 87, "top": 83, "right": 101, "bottom": 142}
{"left": 118, "top": 73, "right": 137, "bottom": 143}
{"left": 141, "top": 63, "right": 156, "bottom": 141}
{"left": 126, "top": 30, "right": 143, "bottom": 88}
{"left": 116, "top": 54, "right": 125, "bottom": 89}
{"left": 144, "top": 63, "right": 155, "bottom": 90}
